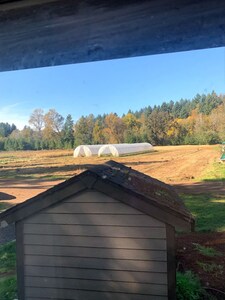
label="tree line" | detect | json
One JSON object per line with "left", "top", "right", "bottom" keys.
{"left": 0, "top": 91, "right": 225, "bottom": 151}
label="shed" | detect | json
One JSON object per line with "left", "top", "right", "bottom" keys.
{"left": 0, "top": 161, "right": 194, "bottom": 300}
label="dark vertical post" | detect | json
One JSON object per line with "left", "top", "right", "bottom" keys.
{"left": 16, "top": 221, "right": 25, "bottom": 300}
{"left": 166, "top": 224, "right": 176, "bottom": 300}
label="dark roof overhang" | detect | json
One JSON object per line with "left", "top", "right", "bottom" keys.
{"left": 0, "top": 0, "right": 224, "bottom": 72}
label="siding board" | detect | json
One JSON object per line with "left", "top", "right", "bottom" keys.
{"left": 25, "top": 255, "right": 167, "bottom": 272}
{"left": 44, "top": 203, "right": 143, "bottom": 214}
{"left": 24, "top": 245, "right": 167, "bottom": 261}
{"left": 23, "top": 191, "right": 168, "bottom": 299}
{"left": 23, "top": 224, "right": 166, "bottom": 238}
{"left": 25, "top": 277, "right": 168, "bottom": 296}
{"left": 26, "top": 213, "right": 165, "bottom": 227}
{"left": 64, "top": 191, "right": 119, "bottom": 203}
{"left": 26, "top": 287, "right": 167, "bottom": 300}
{"left": 24, "top": 234, "right": 166, "bottom": 250}
{"left": 25, "top": 266, "right": 168, "bottom": 284}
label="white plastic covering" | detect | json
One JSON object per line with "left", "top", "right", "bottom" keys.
{"left": 73, "top": 145, "right": 103, "bottom": 157}
{"left": 98, "top": 143, "right": 153, "bottom": 157}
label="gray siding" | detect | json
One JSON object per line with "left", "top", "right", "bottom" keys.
{"left": 23, "top": 191, "right": 167, "bottom": 299}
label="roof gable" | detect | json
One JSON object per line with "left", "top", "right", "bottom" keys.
{"left": 0, "top": 161, "right": 194, "bottom": 231}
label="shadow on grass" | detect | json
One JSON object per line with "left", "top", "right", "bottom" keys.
{"left": 203, "top": 178, "right": 225, "bottom": 182}
{"left": 174, "top": 181, "right": 225, "bottom": 195}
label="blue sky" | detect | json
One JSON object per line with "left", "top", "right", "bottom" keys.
{"left": 0, "top": 47, "right": 225, "bottom": 129}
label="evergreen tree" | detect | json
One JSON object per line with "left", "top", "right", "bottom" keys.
{"left": 62, "top": 114, "right": 74, "bottom": 148}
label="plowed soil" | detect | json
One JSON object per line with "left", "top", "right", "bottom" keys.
{"left": 0, "top": 145, "right": 220, "bottom": 203}
{"left": 0, "top": 145, "right": 224, "bottom": 294}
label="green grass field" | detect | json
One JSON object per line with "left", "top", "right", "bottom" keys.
{"left": 201, "top": 161, "right": 225, "bottom": 181}
{"left": 181, "top": 194, "right": 225, "bottom": 232}
{"left": 181, "top": 161, "right": 225, "bottom": 232}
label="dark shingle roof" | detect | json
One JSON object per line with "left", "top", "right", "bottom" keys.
{"left": 89, "top": 160, "right": 193, "bottom": 224}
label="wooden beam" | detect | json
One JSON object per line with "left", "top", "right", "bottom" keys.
{"left": 0, "top": 0, "right": 225, "bottom": 71}
{"left": 166, "top": 224, "right": 176, "bottom": 300}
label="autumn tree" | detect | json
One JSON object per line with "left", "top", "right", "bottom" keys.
{"left": 122, "top": 113, "right": 141, "bottom": 143}
{"left": 93, "top": 119, "right": 105, "bottom": 144}
{"left": 43, "top": 109, "right": 64, "bottom": 148}
{"left": 103, "top": 113, "right": 125, "bottom": 143}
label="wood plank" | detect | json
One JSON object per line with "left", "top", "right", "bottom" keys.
{"left": 25, "top": 277, "right": 167, "bottom": 296}
{"left": 24, "top": 234, "right": 166, "bottom": 250}
{"left": 24, "top": 245, "right": 167, "bottom": 261}
{"left": 166, "top": 224, "right": 176, "bottom": 300}
{"left": 25, "top": 255, "right": 167, "bottom": 272}
{"left": 25, "top": 266, "right": 168, "bottom": 284}
{"left": 23, "top": 224, "right": 166, "bottom": 238}
{"left": 44, "top": 202, "right": 143, "bottom": 214}
{"left": 64, "top": 191, "right": 119, "bottom": 203}
{"left": 25, "top": 287, "right": 167, "bottom": 300}
{"left": 25, "top": 213, "right": 165, "bottom": 227}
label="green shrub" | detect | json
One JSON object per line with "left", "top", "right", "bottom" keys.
{"left": 193, "top": 243, "right": 222, "bottom": 257}
{"left": 0, "top": 241, "right": 16, "bottom": 274}
{"left": 176, "top": 271, "right": 204, "bottom": 300}
{"left": 0, "top": 276, "right": 17, "bottom": 300}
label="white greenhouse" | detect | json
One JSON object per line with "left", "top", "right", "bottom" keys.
{"left": 73, "top": 145, "right": 103, "bottom": 157}
{"left": 98, "top": 143, "right": 153, "bottom": 157}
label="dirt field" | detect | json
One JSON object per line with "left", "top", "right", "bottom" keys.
{"left": 0, "top": 144, "right": 225, "bottom": 294}
{"left": 0, "top": 145, "right": 220, "bottom": 204}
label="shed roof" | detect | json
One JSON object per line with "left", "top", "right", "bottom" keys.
{"left": 0, "top": 161, "right": 194, "bottom": 231}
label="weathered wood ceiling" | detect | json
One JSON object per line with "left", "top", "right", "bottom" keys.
{"left": 0, "top": 0, "right": 225, "bottom": 71}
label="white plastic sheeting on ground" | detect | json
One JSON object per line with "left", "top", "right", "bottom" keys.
{"left": 73, "top": 145, "right": 103, "bottom": 157}
{"left": 98, "top": 143, "right": 153, "bottom": 157}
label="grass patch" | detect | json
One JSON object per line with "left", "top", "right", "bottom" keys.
{"left": 176, "top": 271, "right": 206, "bottom": 300}
{"left": 0, "top": 276, "right": 17, "bottom": 300}
{"left": 193, "top": 243, "right": 222, "bottom": 257}
{"left": 0, "top": 242, "right": 16, "bottom": 275}
{"left": 0, "top": 203, "right": 12, "bottom": 213}
{"left": 181, "top": 194, "right": 225, "bottom": 232}
{"left": 201, "top": 162, "right": 225, "bottom": 182}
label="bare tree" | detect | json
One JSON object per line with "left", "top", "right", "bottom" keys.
{"left": 29, "top": 108, "right": 44, "bottom": 132}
